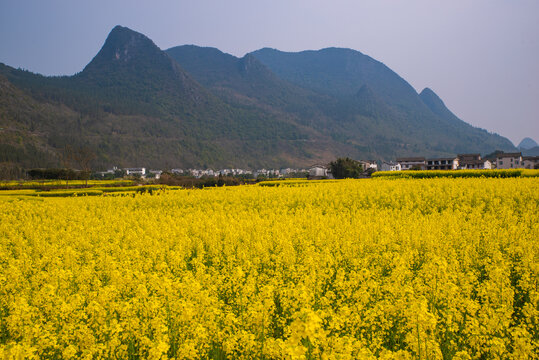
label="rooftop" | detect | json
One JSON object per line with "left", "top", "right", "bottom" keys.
{"left": 496, "top": 152, "right": 522, "bottom": 158}
{"left": 426, "top": 157, "right": 457, "bottom": 161}
{"left": 396, "top": 157, "right": 426, "bottom": 162}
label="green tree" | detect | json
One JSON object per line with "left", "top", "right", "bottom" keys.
{"left": 329, "top": 157, "right": 363, "bottom": 179}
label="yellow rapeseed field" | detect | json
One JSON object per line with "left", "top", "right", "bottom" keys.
{"left": 0, "top": 178, "right": 538, "bottom": 359}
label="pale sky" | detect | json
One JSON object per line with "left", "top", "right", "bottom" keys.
{"left": 1, "top": 0, "right": 538, "bottom": 145}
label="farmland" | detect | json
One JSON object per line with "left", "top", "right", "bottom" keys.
{"left": 0, "top": 177, "right": 538, "bottom": 359}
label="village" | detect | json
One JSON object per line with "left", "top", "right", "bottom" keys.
{"left": 97, "top": 151, "right": 539, "bottom": 180}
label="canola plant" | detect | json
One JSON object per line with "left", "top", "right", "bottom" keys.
{"left": 0, "top": 177, "right": 538, "bottom": 359}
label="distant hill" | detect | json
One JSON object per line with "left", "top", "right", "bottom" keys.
{"left": 0, "top": 26, "right": 517, "bottom": 171}
{"left": 522, "top": 146, "right": 539, "bottom": 157}
{"left": 251, "top": 47, "right": 515, "bottom": 156}
{"left": 518, "top": 137, "right": 538, "bottom": 150}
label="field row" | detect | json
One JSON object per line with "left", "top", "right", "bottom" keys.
{"left": 0, "top": 185, "right": 180, "bottom": 199}
{"left": 372, "top": 169, "right": 539, "bottom": 179}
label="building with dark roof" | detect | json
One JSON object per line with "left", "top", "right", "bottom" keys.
{"left": 522, "top": 156, "right": 539, "bottom": 169}
{"left": 396, "top": 157, "right": 426, "bottom": 170}
{"left": 495, "top": 153, "right": 523, "bottom": 169}
{"left": 426, "top": 157, "right": 459, "bottom": 170}
{"left": 458, "top": 154, "right": 492, "bottom": 170}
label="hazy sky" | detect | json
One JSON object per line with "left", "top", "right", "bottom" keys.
{"left": 1, "top": 0, "right": 538, "bottom": 145}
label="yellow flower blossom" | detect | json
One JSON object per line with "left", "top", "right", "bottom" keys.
{"left": 0, "top": 177, "right": 537, "bottom": 358}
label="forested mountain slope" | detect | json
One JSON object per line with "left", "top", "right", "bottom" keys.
{"left": 0, "top": 26, "right": 516, "bottom": 171}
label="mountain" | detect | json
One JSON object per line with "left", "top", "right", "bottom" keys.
{"left": 418, "top": 88, "right": 514, "bottom": 153}
{"left": 419, "top": 88, "right": 466, "bottom": 126}
{"left": 0, "top": 26, "right": 324, "bottom": 169}
{"left": 73, "top": 25, "right": 219, "bottom": 118}
{"left": 0, "top": 73, "right": 72, "bottom": 168}
{"left": 165, "top": 45, "right": 336, "bottom": 129}
{"left": 0, "top": 26, "right": 517, "bottom": 172}
{"left": 518, "top": 137, "right": 538, "bottom": 150}
{"left": 1, "top": 26, "right": 229, "bottom": 124}
{"left": 251, "top": 48, "right": 515, "bottom": 155}
{"left": 250, "top": 47, "right": 416, "bottom": 102}
{"left": 166, "top": 45, "right": 516, "bottom": 159}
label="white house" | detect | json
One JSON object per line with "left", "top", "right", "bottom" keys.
{"left": 495, "top": 153, "right": 523, "bottom": 169}
{"left": 396, "top": 157, "right": 426, "bottom": 170}
{"left": 309, "top": 165, "right": 328, "bottom": 177}
{"left": 358, "top": 160, "right": 378, "bottom": 171}
{"left": 380, "top": 162, "right": 401, "bottom": 171}
{"left": 125, "top": 167, "right": 146, "bottom": 176}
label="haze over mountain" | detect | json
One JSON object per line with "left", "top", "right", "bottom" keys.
{"left": 518, "top": 137, "right": 538, "bottom": 150}
{"left": 0, "top": 26, "right": 516, "bottom": 171}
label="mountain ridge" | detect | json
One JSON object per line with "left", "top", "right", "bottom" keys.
{"left": 0, "top": 25, "right": 517, "bottom": 171}
{"left": 250, "top": 47, "right": 515, "bottom": 154}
